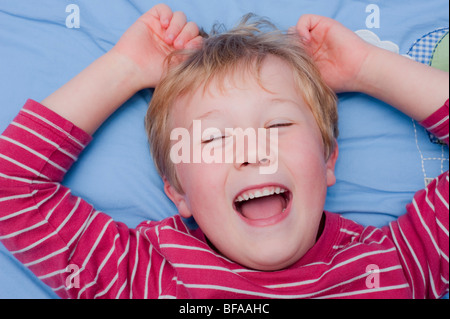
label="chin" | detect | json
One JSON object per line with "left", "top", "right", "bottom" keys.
{"left": 242, "top": 257, "right": 298, "bottom": 272}
{"left": 236, "top": 243, "right": 308, "bottom": 271}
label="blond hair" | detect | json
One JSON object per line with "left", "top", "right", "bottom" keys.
{"left": 145, "top": 14, "right": 338, "bottom": 193}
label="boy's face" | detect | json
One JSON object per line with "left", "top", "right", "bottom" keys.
{"left": 165, "top": 56, "right": 338, "bottom": 271}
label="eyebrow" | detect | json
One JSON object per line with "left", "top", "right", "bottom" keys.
{"left": 187, "top": 98, "right": 300, "bottom": 130}
{"left": 270, "top": 97, "right": 301, "bottom": 107}
{"left": 195, "top": 110, "right": 222, "bottom": 121}
{"left": 188, "top": 110, "right": 223, "bottom": 131}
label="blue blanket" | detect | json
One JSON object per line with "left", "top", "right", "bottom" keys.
{"left": 0, "top": 0, "right": 448, "bottom": 298}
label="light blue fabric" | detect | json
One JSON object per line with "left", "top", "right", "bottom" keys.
{"left": 0, "top": 0, "right": 448, "bottom": 299}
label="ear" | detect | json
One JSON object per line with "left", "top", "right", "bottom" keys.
{"left": 325, "top": 141, "right": 339, "bottom": 187}
{"left": 163, "top": 177, "right": 192, "bottom": 219}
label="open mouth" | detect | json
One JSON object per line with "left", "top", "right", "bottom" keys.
{"left": 233, "top": 186, "right": 291, "bottom": 221}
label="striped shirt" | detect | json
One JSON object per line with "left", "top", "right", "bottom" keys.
{"left": 0, "top": 99, "right": 448, "bottom": 299}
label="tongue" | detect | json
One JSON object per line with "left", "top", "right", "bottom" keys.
{"left": 239, "top": 194, "right": 285, "bottom": 220}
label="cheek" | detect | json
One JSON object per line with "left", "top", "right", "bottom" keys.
{"left": 176, "top": 162, "right": 227, "bottom": 209}
{"left": 281, "top": 131, "right": 327, "bottom": 169}
{"left": 177, "top": 161, "right": 224, "bottom": 184}
{"left": 279, "top": 133, "right": 329, "bottom": 195}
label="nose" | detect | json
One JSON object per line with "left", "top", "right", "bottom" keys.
{"left": 232, "top": 128, "right": 278, "bottom": 173}
{"left": 235, "top": 154, "right": 272, "bottom": 169}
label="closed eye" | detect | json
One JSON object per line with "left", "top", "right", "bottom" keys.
{"left": 267, "top": 122, "right": 293, "bottom": 129}
{"left": 202, "top": 135, "right": 227, "bottom": 144}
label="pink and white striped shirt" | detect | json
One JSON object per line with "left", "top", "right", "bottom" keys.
{"left": 0, "top": 99, "right": 448, "bottom": 299}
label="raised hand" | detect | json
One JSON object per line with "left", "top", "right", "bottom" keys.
{"left": 41, "top": 4, "right": 203, "bottom": 134}
{"left": 295, "top": 14, "right": 448, "bottom": 121}
{"left": 295, "top": 14, "right": 371, "bottom": 93}
{"left": 111, "top": 3, "right": 203, "bottom": 89}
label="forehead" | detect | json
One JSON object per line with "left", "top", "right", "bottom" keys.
{"left": 170, "top": 56, "right": 301, "bottom": 127}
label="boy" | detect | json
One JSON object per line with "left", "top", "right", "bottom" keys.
{"left": 0, "top": 4, "right": 448, "bottom": 298}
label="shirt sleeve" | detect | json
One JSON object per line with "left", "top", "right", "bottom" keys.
{"left": 0, "top": 100, "right": 155, "bottom": 298}
{"left": 383, "top": 100, "right": 449, "bottom": 299}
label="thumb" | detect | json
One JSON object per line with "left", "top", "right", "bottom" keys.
{"left": 185, "top": 35, "right": 203, "bottom": 50}
{"left": 295, "top": 14, "right": 324, "bottom": 43}
{"left": 288, "top": 25, "right": 310, "bottom": 46}
{"left": 288, "top": 26, "right": 297, "bottom": 34}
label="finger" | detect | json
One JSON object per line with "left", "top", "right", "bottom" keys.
{"left": 296, "top": 14, "right": 320, "bottom": 43}
{"left": 287, "top": 26, "right": 297, "bottom": 35}
{"left": 174, "top": 21, "right": 200, "bottom": 49}
{"left": 185, "top": 35, "right": 203, "bottom": 50}
{"left": 165, "top": 11, "right": 187, "bottom": 44}
{"left": 145, "top": 3, "right": 173, "bottom": 28}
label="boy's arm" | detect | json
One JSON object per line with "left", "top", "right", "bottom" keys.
{"left": 0, "top": 100, "right": 170, "bottom": 298}
{"left": 354, "top": 43, "right": 448, "bottom": 122}
{"left": 42, "top": 4, "right": 201, "bottom": 135}
{"left": 0, "top": 4, "right": 200, "bottom": 298}
{"left": 296, "top": 15, "right": 449, "bottom": 298}
{"left": 295, "top": 14, "right": 449, "bottom": 121}
{"left": 387, "top": 104, "right": 448, "bottom": 298}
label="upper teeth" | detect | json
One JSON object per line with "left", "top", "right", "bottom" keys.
{"left": 235, "top": 187, "right": 287, "bottom": 203}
